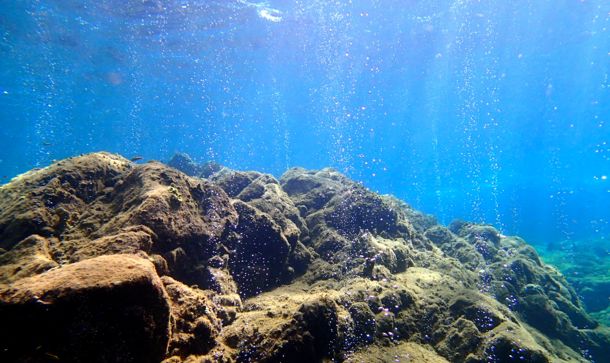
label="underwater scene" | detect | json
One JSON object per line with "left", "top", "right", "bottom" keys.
{"left": 0, "top": 0, "right": 609, "bottom": 362}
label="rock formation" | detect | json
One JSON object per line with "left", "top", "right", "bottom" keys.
{"left": 0, "top": 152, "right": 607, "bottom": 362}
{"left": 538, "top": 239, "right": 610, "bottom": 327}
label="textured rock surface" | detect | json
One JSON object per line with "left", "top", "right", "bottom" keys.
{"left": 538, "top": 239, "right": 610, "bottom": 327}
{"left": 0, "top": 152, "right": 608, "bottom": 362}
{"left": 0, "top": 254, "right": 171, "bottom": 362}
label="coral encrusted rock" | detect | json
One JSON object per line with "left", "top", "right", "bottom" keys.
{"left": 0, "top": 152, "right": 608, "bottom": 363}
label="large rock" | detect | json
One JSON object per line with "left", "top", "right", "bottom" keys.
{"left": 430, "top": 220, "right": 608, "bottom": 360}
{"left": 170, "top": 155, "right": 313, "bottom": 292}
{"left": 203, "top": 166, "right": 309, "bottom": 252}
{"left": 0, "top": 254, "right": 171, "bottom": 363}
{"left": 280, "top": 167, "right": 442, "bottom": 282}
{"left": 0, "top": 153, "right": 240, "bottom": 293}
{"left": 167, "top": 153, "right": 221, "bottom": 179}
{"left": 161, "top": 276, "right": 224, "bottom": 359}
{"left": 0, "top": 152, "right": 132, "bottom": 251}
{"left": 281, "top": 168, "right": 405, "bottom": 237}
{"left": 225, "top": 200, "right": 292, "bottom": 297}
{"left": 539, "top": 238, "right": 610, "bottom": 326}
{"left": 0, "top": 235, "right": 58, "bottom": 284}
{"left": 220, "top": 284, "right": 342, "bottom": 363}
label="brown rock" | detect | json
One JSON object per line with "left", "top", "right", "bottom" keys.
{"left": 0, "top": 235, "right": 58, "bottom": 285}
{"left": 0, "top": 152, "right": 132, "bottom": 250}
{"left": 0, "top": 153, "right": 239, "bottom": 291}
{"left": 162, "top": 276, "right": 223, "bottom": 357}
{"left": 0, "top": 254, "right": 171, "bottom": 363}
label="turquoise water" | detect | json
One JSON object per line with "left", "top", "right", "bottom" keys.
{"left": 1, "top": 0, "right": 609, "bottom": 249}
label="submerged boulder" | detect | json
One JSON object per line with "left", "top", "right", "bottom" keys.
{"left": 167, "top": 153, "right": 221, "bottom": 179}
{"left": 0, "top": 153, "right": 238, "bottom": 288}
{"left": 0, "top": 254, "right": 171, "bottom": 363}
{"left": 225, "top": 200, "right": 292, "bottom": 297}
{"left": 162, "top": 276, "right": 224, "bottom": 358}
{"left": 432, "top": 220, "right": 608, "bottom": 360}
{"left": 170, "top": 155, "right": 314, "bottom": 285}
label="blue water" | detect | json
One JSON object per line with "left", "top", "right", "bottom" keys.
{"left": 1, "top": 0, "right": 609, "bottom": 249}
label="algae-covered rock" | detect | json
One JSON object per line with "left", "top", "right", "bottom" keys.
{"left": 167, "top": 153, "right": 221, "bottom": 179}
{"left": 345, "top": 341, "right": 449, "bottom": 363}
{"left": 281, "top": 167, "right": 405, "bottom": 238}
{"left": 170, "top": 154, "right": 314, "bottom": 285}
{"left": 539, "top": 238, "right": 610, "bottom": 326}
{"left": 162, "top": 276, "right": 224, "bottom": 358}
{"left": 434, "top": 220, "right": 608, "bottom": 360}
{"left": 0, "top": 152, "right": 132, "bottom": 251}
{"left": 0, "top": 153, "right": 239, "bottom": 290}
{"left": 0, "top": 154, "right": 608, "bottom": 363}
{"left": 225, "top": 200, "right": 292, "bottom": 297}
{"left": 0, "top": 254, "right": 171, "bottom": 363}
{"left": 0, "top": 235, "right": 58, "bottom": 284}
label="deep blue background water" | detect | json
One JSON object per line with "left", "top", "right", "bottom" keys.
{"left": 1, "top": 0, "right": 609, "bottom": 249}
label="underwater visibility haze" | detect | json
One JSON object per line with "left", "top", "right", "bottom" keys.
{"left": 2, "top": 0, "right": 610, "bottom": 246}
{"left": 1, "top": 0, "right": 610, "bottom": 362}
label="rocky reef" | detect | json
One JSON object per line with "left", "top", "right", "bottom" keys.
{"left": 538, "top": 239, "right": 610, "bottom": 327}
{"left": 0, "top": 152, "right": 608, "bottom": 362}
